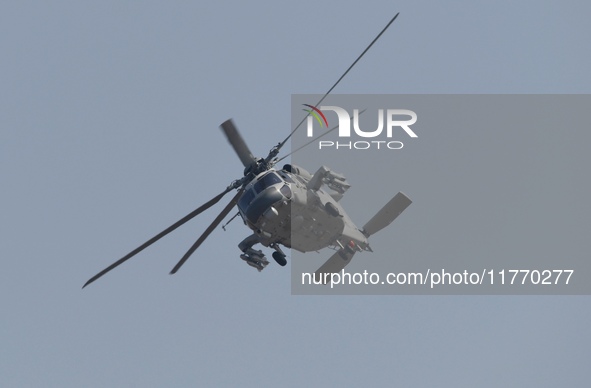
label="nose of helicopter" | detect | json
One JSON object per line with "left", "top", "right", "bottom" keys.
{"left": 245, "top": 186, "right": 284, "bottom": 224}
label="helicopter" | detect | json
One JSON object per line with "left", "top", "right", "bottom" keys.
{"left": 83, "top": 12, "right": 411, "bottom": 288}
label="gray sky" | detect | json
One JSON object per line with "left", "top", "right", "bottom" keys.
{"left": 2, "top": 1, "right": 590, "bottom": 386}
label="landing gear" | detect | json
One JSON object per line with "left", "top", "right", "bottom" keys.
{"left": 272, "top": 251, "right": 287, "bottom": 266}
{"left": 271, "top": 243, "right": 287, "bottom": 266}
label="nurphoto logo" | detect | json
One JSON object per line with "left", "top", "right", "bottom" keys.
{"left": 303, "top": 104, "right": 418, "bottom": 150}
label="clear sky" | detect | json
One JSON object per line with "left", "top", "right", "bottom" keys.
{"left": 2, "top": 1, "right": 590, "bottom": 386}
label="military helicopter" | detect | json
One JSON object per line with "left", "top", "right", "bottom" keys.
{"left": 83, "top": 12, "right": 411, "bottom": 288}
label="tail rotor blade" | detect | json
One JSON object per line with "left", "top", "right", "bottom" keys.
{"left": 82, "top": 187, "right": 234, "bottom": 288}
{"left": 169, "top": 189, "right": 244, "bottom": 274}
{"left": 220, "top": 119, "right": 256, "bottom": 168}
{"left": 362, "top": 192, "right": 412, "bottom": 237}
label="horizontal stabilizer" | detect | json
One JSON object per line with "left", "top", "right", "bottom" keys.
{"left": 314, "top": 249, "right": 356, "bottom": 282}
{"left": 362, "top": 192, "right": 411, "bottom": 237}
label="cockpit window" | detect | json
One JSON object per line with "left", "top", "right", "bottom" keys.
{"left": 238, "top": 189, "right": 255, "bottom": 210}
{"left": 238, "top": 173, "right": 283, "bottom": 211}
{"left": 253, "top": 172, "right": 281, "bottom": 193}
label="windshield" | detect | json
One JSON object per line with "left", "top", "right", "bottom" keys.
{"left": 238, "top": 172, "right": 283, "bottom": 212}
{"left": 253, "top": 172, "right": 281, "bottom": 193}
{"left": 238, "top": 189, "right": 255, "bottom": 210}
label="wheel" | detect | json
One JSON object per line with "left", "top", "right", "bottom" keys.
{"left": 272, "top": 251, "right": 287, "bottom": 266}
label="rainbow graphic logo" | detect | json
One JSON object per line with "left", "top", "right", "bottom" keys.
{"left": 302, "top": 104, "right": 328, "bottom": 127}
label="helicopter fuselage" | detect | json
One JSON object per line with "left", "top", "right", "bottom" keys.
{"left": 236, "top": 165, "right": 369, "bottom": 255}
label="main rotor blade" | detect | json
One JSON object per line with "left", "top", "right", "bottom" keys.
{"left": 315, "top": 248, "right": 356, "bottom": 284}
{"left": 276, "top": 109, "right": 367, "bottom": 164}
{"left": 82, "top": 187, "right": 234, "bottom": 288}
{"left": 270, "top": 12, "right": 400, "bottom": 160}
{"left": 169, "top": 189, "right": 244, "bottom": 274}
{"left": 220, "top": 119, "right": 256, "bottom": 168}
